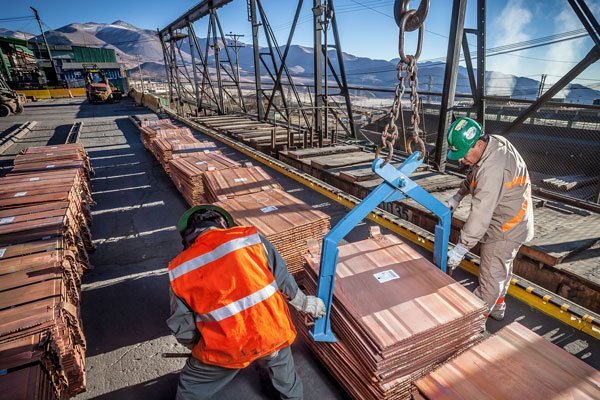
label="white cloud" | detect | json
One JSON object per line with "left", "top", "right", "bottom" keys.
{"left": 487, "top": 0, "right": 533, "bottom": 96}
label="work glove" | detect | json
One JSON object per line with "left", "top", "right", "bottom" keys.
{"left": 447, "top": 243, "right": 469, "bottom": 273}
{"left": 445, "top": 194, "right": 461, "bottom": 212}
{"left": 289, "top": 290, "right": 326, "bottom": 319}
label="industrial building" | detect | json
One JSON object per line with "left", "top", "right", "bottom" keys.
{"left": 0, "top": 37, "right": 127, "bottom": 93}
{"left": 0, "top": 1, "right": 599, "bottom": 399}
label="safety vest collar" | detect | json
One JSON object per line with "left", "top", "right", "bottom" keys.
{"left": 169, "top": 230, "right": 262, "bottom": 282}
{"left": 195, "top": 280, "right": 278, "bottom": 322}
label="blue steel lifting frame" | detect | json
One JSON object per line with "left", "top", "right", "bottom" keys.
{"left": 310, "top": 152, "right": 451, "bottom": 342}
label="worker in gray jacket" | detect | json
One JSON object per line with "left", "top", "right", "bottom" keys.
{"left": 445, "top": 117, "right": 534, "bottom": 321}
{"left": 167, "top": 205, "right": 325, "bottom": 400}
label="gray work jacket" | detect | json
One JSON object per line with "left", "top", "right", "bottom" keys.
{"left": 453, "top": 135, "right": 535, "bottom": 249}
{"left": 166, "top": 234, "right": 300, "bottom": 348}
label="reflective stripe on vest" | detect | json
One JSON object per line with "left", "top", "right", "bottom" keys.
{"left": 195, "top": 280, "right": 278, "bottom": 322}
{"left": 169, "top": 233, "right": 262, "bottom": 281}
{"left": 502, "top": 175, "right": 530, "bottom": 232}
{"left": 505, "top": 175, "right": 527, "bottom": 189}
{"left": 502, "top": 197, "right": 529, "bottom": 232}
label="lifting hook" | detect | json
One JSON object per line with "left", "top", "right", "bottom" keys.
{"left": 394, "top": 0, "right": 430, "bottom": 32}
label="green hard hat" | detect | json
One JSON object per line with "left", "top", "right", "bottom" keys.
{"left": 447, "top": 117, "right": 482, "bottom": 161}
{"left": 177, "top": 205, "right": 235, "bottom": 233}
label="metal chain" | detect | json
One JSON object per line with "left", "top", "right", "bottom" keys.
{"left": 377, "top": 1, "right": 428, "bottom": 164}
{"left": 375, "top": 62, "right": 407, "bottom": 163}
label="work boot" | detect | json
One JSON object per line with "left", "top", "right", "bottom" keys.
{"left": 488, "top": 311, "right": 505, "bottom": 321}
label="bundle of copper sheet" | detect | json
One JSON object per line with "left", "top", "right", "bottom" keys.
{"left": 10, "top": 143, "right": 93, "bottom": 178}
{"left": 169, "top": 153, "right": 241, "bottom": 206}
{"left": 138, "top": 120, "right": 187, "bottom": 149}
{"left": 299, "top": 234, "right": 487, "bottom": 399}
{"left": 171, "top": 140, "right": 220, "bottom": 159}
{"left": 150, "top": 134, "right": 200, "bottom": 174}
{"left": 215, "top": 189, "right": 330, "bottom": 274}
{"left": 414, "top": 322, "right": 600, "bottom": 399}
{"left": 0, "top": 291, "right": 86, "bottom": 397}
{"left": 0, "top": 363, "right": 61, "bottom": 400}
{"left": 203, "top": 165, "right": 283, "bottom": 202}
{"left": 0, "top": 143, "right": 93, "bottom": 398}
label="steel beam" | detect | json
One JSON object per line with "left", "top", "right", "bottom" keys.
{"left": 249, "top": 0, "right": 264, "bottom": 120}
{"left": 189, "top": 23, "right": 219, "bottom": 112}
{"left": 461, "top": 32, "right": 478, "bottom": 105}
{"left": 264, "top": 1, "right": 305, "bottom": 123}
{"left": 209, "top": 10, "right": 225, "bottom": 113}
{"left": 435, "top": 0, "right": 468, "bottom": 172}
{"left": 158, "top": 31, "right": 173, "bottom": 106}
{"left": 477, "top": 0, "right": 486, "bottom": 129}
{"left": 568, "top": 0, "right": 600, "bottom": 47}
{"left": 160, "top": 0, "right": 233, "bottom": 34}
{"left": 503, "top": 45, "right": 600, "bottom": 136}
{"left": 313, "top": 0, "right": 324, "bottom": 146}
{"left": 214, "top": 12, "right": 247, "bottom": 112}
{"left": 329, "top": 0, "right": 356, "bottom": 138}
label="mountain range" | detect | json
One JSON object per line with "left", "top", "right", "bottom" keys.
{"left": 1, "top": 21, "right": 599, "bottom": 104}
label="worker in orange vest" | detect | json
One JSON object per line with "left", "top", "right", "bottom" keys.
{"left": 445, "top": 117, "right": 534, "bottom": 321}
{"left": 167, "top": 205, "right": 325, "bottom": 400}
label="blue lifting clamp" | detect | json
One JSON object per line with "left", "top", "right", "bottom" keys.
{"left": 309, "top": 151, "right": 451, "bottom": 342}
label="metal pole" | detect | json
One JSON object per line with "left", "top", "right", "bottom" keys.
{"left": 476, "top": 0, "right": 486, "bottom": 129}
{"left": 31, "top": 7, "right": 60, "bottom": 85}
{"left": 249, "top": 0, "right": 264, "bottom": 120}
{"left": 503, "top": 45, "right": 600, "bottom": 136}
{"left": 226, "top": 32, "right": 245, "bottom": 84}
{"left": 137, "top": 54, "right": 146, "bottom": 93}
{"left": 435, "top": 0, "right": 468, "bottom": 172}
{"left": 313, "top": 0, "right": 324, "bottom": 145}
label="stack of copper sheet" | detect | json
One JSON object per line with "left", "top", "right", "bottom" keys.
{"left": 0, "top": 364, "right": 59, "bottom": 400}
{"left": 169, "top": 153, "right": 241, "bottom": 206}
{"left": 299, "top": 234, "right": 487, "bottom": 399}
{"left": 0, "top": 143, "right": 93, "bottom": 398}
{"left": 415, "top": 322, "right": 600, "bottom": 399}
{"left": 9, "top": 144, "right": 92, "bottom": 179}
{"left": 215, "top": 189, "right": 330, "bottom": 274}
{"left": 150, "top": 134, "right": 198, "bottom": 174}
{"left": 139, "top": 119, "right": 179, "bottom": 148}
{"left": 203, "top": 165, "right": 283, "bottom": 202}
{"left": 171, "top": 140, "right": 220, "bottom": 159}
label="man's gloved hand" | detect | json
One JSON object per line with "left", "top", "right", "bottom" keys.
{"left": 447, "top": 243, "right": 469, "bottom": 272}
{"left": 445, "top": 196, "right": 460, "bottom": 212}
{"left": 289, "top": 290, "right": 326, "bottom": 319}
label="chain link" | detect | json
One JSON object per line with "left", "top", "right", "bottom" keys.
{"left": 377, "top": 1, "right": 428, "bottom": 164}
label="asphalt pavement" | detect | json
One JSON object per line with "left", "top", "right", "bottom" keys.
{"left": 0, "top": 97, "right": 597, "bottom": 399}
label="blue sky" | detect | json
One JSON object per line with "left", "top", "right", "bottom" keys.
{"left": 2, "top": 0, "right": 599, "bottom": 86}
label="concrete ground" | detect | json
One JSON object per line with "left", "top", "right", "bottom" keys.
{"left": 1, "top": 98, "right": 598, "bottom": 400}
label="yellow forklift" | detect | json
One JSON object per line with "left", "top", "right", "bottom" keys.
{"left": 84, "top": 64, "right": 123, "bottom": 104}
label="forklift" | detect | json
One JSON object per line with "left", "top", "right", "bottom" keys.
{"left": 84, "top": 64, "right": 123, "bottom": 104}
{"left": 0, "top": 75, "right": 24, "bottom": 118}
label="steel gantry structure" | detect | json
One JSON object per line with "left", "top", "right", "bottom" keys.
{"left": 160, "top": 0, "right": 599, "bottom": 175}
{"left": 159, "top": 0, "right": 357, "bottom": 144}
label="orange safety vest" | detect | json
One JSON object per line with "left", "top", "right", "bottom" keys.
{"left": 168, "top": 226, "right": 296, "bottom": 369}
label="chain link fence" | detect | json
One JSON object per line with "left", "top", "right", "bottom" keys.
{"left": 360, "top": 95, "right": 600, "bottom": 204}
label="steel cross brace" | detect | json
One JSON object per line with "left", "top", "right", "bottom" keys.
{"left": 309, "top": 151, "right": 451, "bottom": 342}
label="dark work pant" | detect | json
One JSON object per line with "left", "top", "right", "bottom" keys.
{"left": 175, "top": 346, "right": 303, "bottom": 400}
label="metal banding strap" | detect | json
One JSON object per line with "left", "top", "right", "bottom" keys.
{"left": 169, "top": 233, "right": 262, "bottom": 281}
{"left": 195, "top": 280, "right": 278, "bottom": 322}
